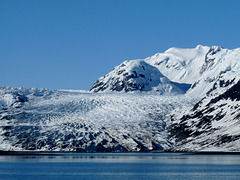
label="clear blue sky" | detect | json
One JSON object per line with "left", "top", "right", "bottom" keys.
{"left": 1, "top": 0, "right": 240, "bottom": 90}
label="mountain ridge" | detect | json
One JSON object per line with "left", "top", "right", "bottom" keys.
{"left": 90, "top": 45, "right": 236, "bottom": 98}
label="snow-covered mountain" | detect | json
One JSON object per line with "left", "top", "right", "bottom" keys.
{"left": 146, "top": 45, "right": 211, "bottom": 84}
{"left": 90, "top": 60, "right": 187, "bottom": 95}
{"left": 1, "top": 45, "right": 240, "bottom": 152}
{"left": 91, "top": 45, "right": 240, "bottom": 98}
{"left": 169, "top": 74, "right": 240, "bottom": 151}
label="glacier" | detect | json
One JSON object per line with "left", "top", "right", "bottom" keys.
{"left": 0, "top": 87, "right": 195, "bottom": 152}
{"left": 1, "top": 45, "right": 240, "bottom": 152}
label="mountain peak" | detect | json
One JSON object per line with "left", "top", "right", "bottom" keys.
{"left": 90, "top": 59, "right": 185, "bottom": 95}
{"left": 90, "top": 45, "right": 240, "bottom": 98}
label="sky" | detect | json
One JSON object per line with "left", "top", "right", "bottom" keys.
{"left": 1, "top": 0, "right": 240, "bottom": 90}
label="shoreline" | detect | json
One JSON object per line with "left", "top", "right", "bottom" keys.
{"left": 0, "top": 151, "right": 240, "bottom": 155}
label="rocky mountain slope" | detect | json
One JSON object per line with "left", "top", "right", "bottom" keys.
{"left": 169, "top": 73, "right": 240, "bottom": 151}
{"left": 90, "top": 60, "right": 187, "bottom": 95}
{"left": 1, "top": 45, "right": 240, "bottom": 152}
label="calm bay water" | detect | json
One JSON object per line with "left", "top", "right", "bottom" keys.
{"left": 0, "top": 153, "right": 240, "bottom": 180}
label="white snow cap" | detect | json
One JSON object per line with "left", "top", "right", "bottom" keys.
{"left": 91, "top": 45, "right": 239, "bottom": 97}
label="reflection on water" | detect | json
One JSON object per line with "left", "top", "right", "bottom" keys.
{"left": 1, "top": 153, "right": 240, "bottom": 164}
{"left": 0, "top": 153, "right": 240, "bottom": 179}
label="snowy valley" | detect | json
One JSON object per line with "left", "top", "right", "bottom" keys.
{"left": 1, "top": 45, "right": 240, "bottom": 152}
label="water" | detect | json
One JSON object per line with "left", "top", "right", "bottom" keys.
{"left": 0, "top": 153, "right": 240, "bottom": 179}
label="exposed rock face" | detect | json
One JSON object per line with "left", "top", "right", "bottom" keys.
{"left": 200, "top": 46, "right": 222, "bottom": 74}
{"left": 169, "top": 78, "right": 240, "bottom": 151}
